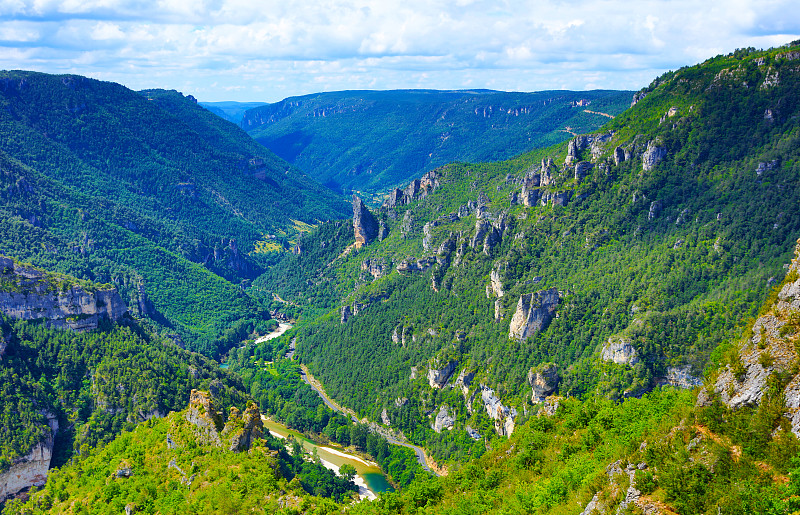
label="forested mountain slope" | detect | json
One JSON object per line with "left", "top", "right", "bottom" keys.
{"left": 0, "top": 258, "right": 250, "bottom": 502}
{"left": 0, "top": 71, "right": 349, "bottom": 354}
{"left": 252, "top": 43, "right": 800, "bottom": 466}
{"left": 241, "top": 89, "right": 632, "bottom": 195}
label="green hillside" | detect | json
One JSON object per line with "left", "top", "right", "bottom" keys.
{"left": 242, "top": 89, "right": 632, "bottom": 195}
{"left": 251, "top": 43, "right": 800, "bottom": 466}
{"left": 0, "top": 71, "right": 349, "bottom": 354}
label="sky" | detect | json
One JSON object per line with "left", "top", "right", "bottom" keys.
{"left": 0, "top": 1, "right": 799, "bottom": 102}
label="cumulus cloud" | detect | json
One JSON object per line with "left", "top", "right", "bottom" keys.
{"left": 0, "top": 0, "right": 798, "bottom": 100}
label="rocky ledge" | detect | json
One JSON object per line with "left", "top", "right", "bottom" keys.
{"left": 0, "top": 256, "right": 127, "bottom": 332}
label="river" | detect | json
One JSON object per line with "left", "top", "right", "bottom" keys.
{"left": 220, "top": 322, "right": 294, "bottom": 369}
{"left": 261, "top": 416, "right": 394, "bottom": 500}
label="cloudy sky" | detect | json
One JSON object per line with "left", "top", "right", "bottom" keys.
{"left": 1, "top": 1, "right": 799, "bottom": 102}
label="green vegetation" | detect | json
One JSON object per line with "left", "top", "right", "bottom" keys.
{"left": 0, "top": 71, "right": 349, "bottom": 354}
{"left": 242, "top": 89, "right": 632, "bottom": 194}
{"left": 254, "top": 43, "right": 800, "bottom": 465}
{"left": 226, "top": 346, "right": 428, "bottom": 488}
{"left": 5, "top": 400, "right": 357, "bottom": 514}
{"left": 0, "top": 314, "right": 245, "bottom": 473}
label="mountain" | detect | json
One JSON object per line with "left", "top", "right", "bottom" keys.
{"left": 248, "top": 43, "right": 800, "bottom": 469}
{"left": 0, "top": 71, "right": 350, "bottom": 354}
{"left": 0, "top": 258, "right": 249, "bottom": 501}
{"left": 4, "top": 391, "right": 360, "bottom": 513}
{"left": 241, "top": 89, "right": 633, "bottom": 195}
{"left": 200, "top": 101, "right": 268, "bottom": 124}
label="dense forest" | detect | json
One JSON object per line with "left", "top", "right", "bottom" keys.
{"left": 0, "top": 72, "right": 349, "bottom": 355}
{"left": 241, "top": 89, "right": 632, "bottom": 195}
{"left": 8, "top": 43, "right": 800, "bottom": 515}
{"left": 253, "top": 43, "right": 800, "bottom": 465}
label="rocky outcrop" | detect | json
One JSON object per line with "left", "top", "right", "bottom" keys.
{"left": 221, "top": 401, "right": 264, "bottom": 452}
{"left": 528, "top": 363, "right": 560, "bottom": 402}
{"left": 699, "top": 239, "right": 800, "bottom": 436}
{"left": 185, "top": 389, "right": 223, "bottom": 446}
{"left": 600, "top": 338, "right": 639, "bottom": 365}
{"left": 613, "top": 146, "right": 626, "bottom": 165}
{"left": 642, "top": 140, "right": 667, "bottom": 171}
{"left": 0, "top": 412, "right": 58, "bottom": 501}
{"left": 352, "top": 195, "right": 379, "bottom": 248}
{"left": 432, "top": 405, "right": 456, "bottom": 433}
{"left": 396, "top": 257, "right": 435, "bottom": 273}
{"left": 509, "top": 288, "right": 560, "bottom": 341}
{"left": 428, "top": 359, "right": 458, "bottom": 388}
{"left": 0, "top": 256, "right": 127, "bottom": 332}
{"left": 361, "top": 258, "right": 389, "bottom": 279}
{"left": 479, "top": 385, "right": 517, "bottom": 436}
{"left": 454, "top": 368, "right": 475, "bottom": 396}
{"left": 631, "top": 90, "right": 647, "bottom": 107}
{"left": 648, "top": 200, "right": 662, "bottom": 221}
{"left": 383, "top": 170, "right": 440, "bottom": 209}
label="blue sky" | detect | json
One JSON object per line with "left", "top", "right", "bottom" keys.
{"left": 1, "top": 0, "right": 799, "bottom": 102}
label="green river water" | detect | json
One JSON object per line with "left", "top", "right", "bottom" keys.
{"left": 261, "top": 417, "right": 394, "bottom": 497}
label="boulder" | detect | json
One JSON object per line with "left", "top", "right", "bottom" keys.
{"left": 509, "top": 288, "right": 560, "bottom": 341}
{"left": 352, "top": 195, "right": 379, "bottom": 248}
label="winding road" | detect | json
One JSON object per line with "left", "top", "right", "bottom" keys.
{"left": 298, "top": 365, "right": 439, "bottom": 476}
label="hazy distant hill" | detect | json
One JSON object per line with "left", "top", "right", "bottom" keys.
{"left": 241, "top": 89, "right": 633, "bottom": 195}
{"left": 200, "top": 100, "right": 268, "bottom": 124}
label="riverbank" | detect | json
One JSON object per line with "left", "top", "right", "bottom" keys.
{"left": 299, "top": 365, "right": 446, "bottom": 476}
{"left": 261, "top": 415, "right": 392, "bottom": 501}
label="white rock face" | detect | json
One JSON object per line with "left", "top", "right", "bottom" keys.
{"left": 489, "top": 268, "right": 504, "bottom": 298}
{"left": 432, "top": 405, "right": 456, "bottom": 433}
{"left": 601, "top": 338, "right": 639, "bottom": 365}
{"left": 428, "top": 360, "right": 458, "bottom": 389}
{"left": 642, "top": 141, "right": 667, "bottom": 171}
{"left": 508, "top": 288, "right": 560, "bottom": 341}
{"left": 479, "top": 385, "right": 517, "bottom": 436}
{"left": 0, "top": 412, "right": 58, "bottom": 501}
{"left": 0, "top": 256, "right": 127, "bottom": 332}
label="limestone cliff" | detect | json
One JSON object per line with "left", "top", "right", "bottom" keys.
{"left": 221, "top": 401, "right": 264, "bottom": 452}
{"left": 508, "top": 288, "right": 560, "bottom": 341}
{"left": 352, "top": 195, "right": 379, "bottom": 248}
{"left": 0, "top": 256, "right": 127, "bottom": 331}
{"left": 699, "top": 239, "right": 800, "bottom": 436}
{"left": 0, "top": 412, "right": 58, "bottom": 501}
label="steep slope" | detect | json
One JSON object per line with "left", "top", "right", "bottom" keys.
{"left": 251, "top": 43, "right": 800, "bottom": 465}
{"left": 0, "top": 71, "right": 349, "bottom": 353}
{"left": 242, "top": 89, "right": 632, "bottom": 194}
{"left": 0, "top": 259, "right": 248, "bottom": 501}
{"left": 5, "top": 392, "right": 359, "bottom": 513}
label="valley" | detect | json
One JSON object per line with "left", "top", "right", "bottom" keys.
{"left": 4, "top": 41, "right": 800, "bottom": 515}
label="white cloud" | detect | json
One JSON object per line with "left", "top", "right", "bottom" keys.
{"left": 0, "top": 0, "right": 798, "bottom": 100}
